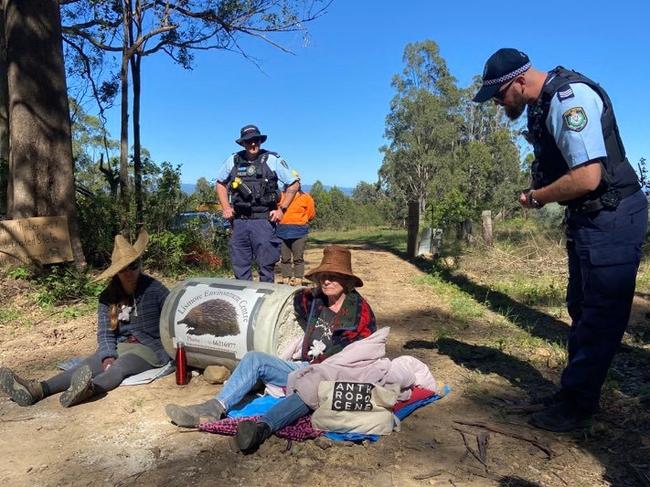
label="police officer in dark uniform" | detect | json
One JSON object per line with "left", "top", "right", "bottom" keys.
{"left": 474, "top": 49, "right": 647, "bottom": 432}
{"left": 216, "top": 125, "right": 300, "bottom": 282}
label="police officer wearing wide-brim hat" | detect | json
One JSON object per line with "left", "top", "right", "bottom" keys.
{"left": 474, "top": 48, "right": 647, "bottom": 432}
{"left": 215, "top": 124, "right": 300, "bottom": 282}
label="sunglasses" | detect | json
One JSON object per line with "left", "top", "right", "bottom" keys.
{"left": 315, "top": 272, "right": 346, "bottom": 283}
{"left": 243, "top": 138, "right": 261, "bottom": 146}
{"left": 493, "top": 77, "right": 516, "bottom": 102}
{"left": 119, "top": 261, "right": 140, "bottom": 273}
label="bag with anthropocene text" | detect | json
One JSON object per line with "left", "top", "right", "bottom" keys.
{"left": 311, "top": 381, "right": 400, "bottom": 435}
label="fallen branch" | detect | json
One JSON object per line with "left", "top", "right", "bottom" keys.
{"left": 114, "top": 470, "right": 145, "bottom": 487}
{"left": 453, "top": 427, "right": 488, "bottom": 468}
{"left": 412, "top": 469, "right": 444, "bottom": 481}
{"left": 552, "top": 471, "right": 568, "bottom": 486}
{"left": 477, "top": 431, "right": 490, "bottom": 463}
{"left": 453, "top": 420, "right": 555, "bottom": 459}
{"left": 0, "top": 416, "right": 35, "bottom": 423}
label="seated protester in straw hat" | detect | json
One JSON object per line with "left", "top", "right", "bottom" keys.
{"left": 0, "top": 231, "right": 170, "bottom": 408}
{"left": 165, "top": 245, "right": 376, "bottom": 453}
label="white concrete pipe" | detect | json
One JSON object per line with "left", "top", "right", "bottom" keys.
{"left": 160, "top": 278, "right": 304, "bottom": 369}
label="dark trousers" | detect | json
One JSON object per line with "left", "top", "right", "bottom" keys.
{"left": 43, "top": 351, "right": 153, "bottom": 395}
{"left": 561, "top": 190, "right": 647, "bottom": 412}
{"left": 229, "top": 219, "right": 281, "bottom": 283}
{"left": 280, "top": 236, "right": 307, "bottom": 278}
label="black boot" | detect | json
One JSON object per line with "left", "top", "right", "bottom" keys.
{"left": 235, "top": 420, "right": 272, "bottom": 454}
{"left": 165, "top": 399, "right": 225, "bottom": 427}
{"left": 60, "top": 365, "right": 94, "bottom": 408}
{"left": 529, "top": 400, "right": 593, "bottom": 432}
{"left": 0, "top": 367, "right": 44, "bottom": 406}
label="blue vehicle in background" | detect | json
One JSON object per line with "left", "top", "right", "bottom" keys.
{"left": 171, "top": 211, "right": 229, "bottom": 236}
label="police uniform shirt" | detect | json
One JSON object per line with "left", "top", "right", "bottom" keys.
{"left": 545, "top": 82, "right": 607, "bottom": 168}
{"left": 215, "top": 152, "right": 299, "bottom": 188}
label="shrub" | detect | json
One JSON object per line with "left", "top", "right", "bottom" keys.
{"left": 145, "top": 231, "right": 191, "bottom": 275}
{"left": 145, "top": 227, "right": 230, "bottom": 276}
{"left": 76, "top": 192, "right": 120, "bottom": 267}
{"left": 34, "top": 264, "right": 105, "bottom": 307}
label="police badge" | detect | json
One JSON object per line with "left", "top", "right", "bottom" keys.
{"left": 246, "top": 165, "right": 256, "bottom": 176}
{"left": 563, "top": 107, "right": 588, "bottom": 132}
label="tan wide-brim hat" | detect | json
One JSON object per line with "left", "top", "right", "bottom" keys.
{"left": 93, "top": 231, "right": 149, "bottom": 282}
{"left": 304, "top": 245, "right": 363, "bottom": 288}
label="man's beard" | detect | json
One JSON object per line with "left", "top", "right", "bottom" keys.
{"left": 504, "top": 90, "right": 527, "bottom": 120}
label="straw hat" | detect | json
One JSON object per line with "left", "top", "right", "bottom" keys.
{"left": 304, "top": 245, "right": 363, "bottom": 288}
{"left": 93, "top": 231, "right": 149, "bottom": 282}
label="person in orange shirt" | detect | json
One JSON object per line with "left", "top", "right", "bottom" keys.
{"left": 276, "top": 188, "right": 316, "bottom": 285}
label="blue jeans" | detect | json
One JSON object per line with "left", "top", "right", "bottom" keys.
{"left": 229, "top": 219, "right": 281, "bottom": 282}
{"left": 562, "top": 190, "right": 648, "bottom": 412}
{"left": 215, "top": 351, "right": 310, "bottom": 431}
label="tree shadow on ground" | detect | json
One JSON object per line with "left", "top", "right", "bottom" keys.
{"left": 430, "top": 338, "right": 556, "bottom": 400}
{"left": 497, "top": 477, "right": 543, "bottom": 487}
{"left": 431, "top": 267, "right": 569, "bottom": 344}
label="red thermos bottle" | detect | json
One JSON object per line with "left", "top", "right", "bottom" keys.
{"left": 175, "top": 341, "right": 189, "bottom": 385}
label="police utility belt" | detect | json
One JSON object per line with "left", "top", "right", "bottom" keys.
{"left": 235, "top": 211, "right": 270, "bottom": 220}
{"left": 567, "top": 184, "right": 639, "bottom": 215}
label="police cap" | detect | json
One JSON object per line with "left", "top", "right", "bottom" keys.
{"left": 473, "top": 48, "right": 531, "bottom": 103}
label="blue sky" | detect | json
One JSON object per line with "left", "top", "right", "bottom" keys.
{"left": 99, "top": 0, "right": 650, "bottom": 189}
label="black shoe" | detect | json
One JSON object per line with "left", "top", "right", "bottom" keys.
{"left": 60, "top": 365, "right": 94, "bottom": 408}
{"left": 165, "top": 399, "right": 225, "bottom": 428}
{"left": 235, "top": 421, "right": 272, "bottom": 454}
{"left": 0, "top": 367, "right": 44, "bottom": 406}
{"left": 535, "top": 390, "right": 568, "bottom": 407}
{"left": 529, "top": 401, "right": 592, "bottom": 432}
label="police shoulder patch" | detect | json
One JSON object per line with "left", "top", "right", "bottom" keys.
{"left": 557, "top": 85, "right": 574, "bottom": 102}
{"left": 563, "top": 107, "right": 588, "bottom": 132}
{"left": 280, "top": 159, "right": 289, "bottom": 169}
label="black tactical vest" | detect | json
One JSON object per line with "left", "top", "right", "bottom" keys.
{"left": 527, "top": 66, "right": 639, "bottom": 210}
{"left": 229, "top": 150, "right": 280, "bottom": 218}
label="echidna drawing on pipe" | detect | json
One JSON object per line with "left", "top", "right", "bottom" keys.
{"left": 179, "top": 299, "right": 240, "bottom": 337}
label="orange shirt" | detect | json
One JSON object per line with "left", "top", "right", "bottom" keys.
{"left": 279, "top": 192, "right": 316, "bottom": 225}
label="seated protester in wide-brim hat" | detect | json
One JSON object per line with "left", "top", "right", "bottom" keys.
{"left": 165, "top": 245, "right": 376, "bottom": 453}
{"left": 0, "top": 231, "right": 171, "bottom": 408}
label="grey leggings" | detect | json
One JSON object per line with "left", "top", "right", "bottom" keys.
{"left": 42, "top": 351, "right": 153, "bottom": 395}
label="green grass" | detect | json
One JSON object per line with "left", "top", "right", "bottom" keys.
{"left": 415, "top": 273, "right": 485, "bottom": 321}
{"left": 0, "top": 305, "right": 35, "bottom": 328}
{"left": 491, "top": 274, "right": 565, "bottom": 307}
{"left": 0, "top": 306, "right": 22, "bottom": 324}
{"left": 310, "top": 227, "right": 407, "bottom": 254}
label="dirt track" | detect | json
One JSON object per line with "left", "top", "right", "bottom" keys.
{"left": 0, "top": 245, "right": 647, "bottom": 486}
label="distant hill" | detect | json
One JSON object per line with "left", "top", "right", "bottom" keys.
{"left": 181, "top": 182, "right": 353, "bottom": 196}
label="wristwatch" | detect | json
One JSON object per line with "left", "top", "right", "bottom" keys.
{"left": 527, "top": 190, "right": 544, "bottom": 209}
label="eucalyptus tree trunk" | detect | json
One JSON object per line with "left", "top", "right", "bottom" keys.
{"left": 118, "top": 1, "right": 131, "bottom": 230}
{"left": 131, "top": 50, "right": 143, "bottom": 230}
{"left": 0, "top": 3, "right": 8, "bottom": 216}
{"left": 4, "top": 0, "right": 85, "bottom": 266}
